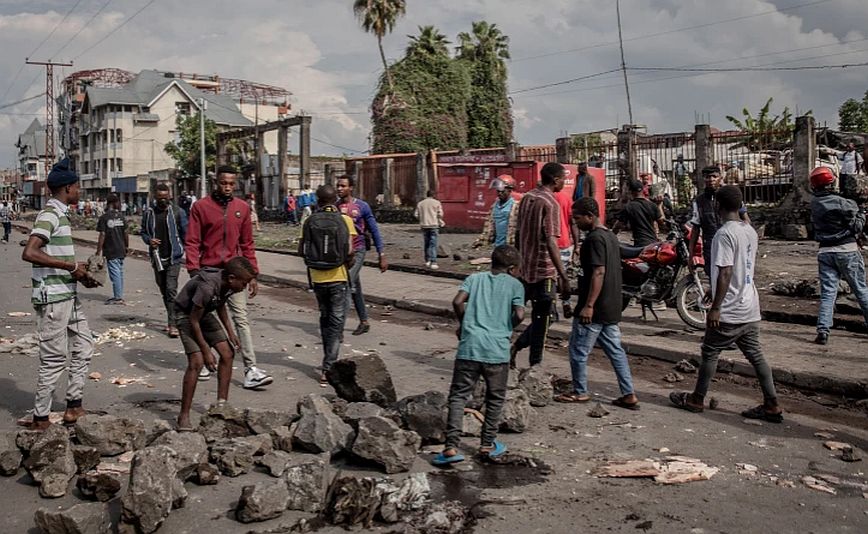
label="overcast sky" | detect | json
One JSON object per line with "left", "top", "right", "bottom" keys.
{"left": 2, "top": 0, "right": 867, "bottom": 167}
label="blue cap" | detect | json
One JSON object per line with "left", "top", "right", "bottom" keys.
{"left": 46, "top": 158, "right": 79, "bottom": 188}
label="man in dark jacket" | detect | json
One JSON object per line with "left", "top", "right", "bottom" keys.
{"left": 809, "top": 166, "right": 868, "bottom": 345}
{"left": 141, "top": 183, "right": 188, "bottom": 338}
{"left": 186, "top": 166, "right": 272, "bottom": 389}
{"left": 688, "top": 166, "right": 751, "bottom": 276}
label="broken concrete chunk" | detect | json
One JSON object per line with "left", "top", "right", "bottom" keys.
{"left": 499, "top": 389, "right": 533, "bottom": 433}
{"left": 71, "top": 445, "right": 101, "bottom": 474}
{"left": 396, "top": 391, "right": 447, "bottom": 444}
{"left": 823, "top": 440, "right": 852, "bottom": 451}
{"left": 594, "top": 456, "right": 717, "bottom": 485}
{"left": 151, "top": 430, "right": 208, "bottom": 481}
{"left": 76, "top": 471, "right": 121, "bottom": 502}
{"left": 351, "top": 416, "right": 421, "bottom": 474}
{"left": 341, "top": 402, "right": 384, "bottom": 428}
{"left": 244, "top": 408, "right": 293, "bottom": 435}
{"left": 190, "top": 463, "right": 220, "bottom": 486}
{"left": 236, "top": 481, "right": 289, "bottom": 523}
{"left": 271, "top": 425, "right": 294, "bottom": 453}
{"left": 23, "top": 424, "right": 76, "bottom": 498}
{"left": 0, "top": 431, "right": 23, "bottom": 476}
{"left": 257, "top": 450, "right": 294, "bottom": 477}
{"left": 284, "top": 455, "right": 331, "bottom": 512}
{"left": 34, "top": 502, "right": 111, "bottom": 534}
{"left": 197, "top": 403, "right": 251, "bottom": 443}
{"left": 209, "top": 437, "right": 259, "bottom": 477}
{"left": 674, "top": 360, "right": 697, "bottom": 373}
{"left": 841, "top": 446, "right": 862, "bottom": 463}
{"left": 73, "top": 415, "right": 146, "bottom": 456}
{"left": 120, "top": 445, "right": 178, "bottom": 534}
{"left": 326, "top": 353, "right": 397, "bottom": 407}
{"left": 518, "top": 367, "right": 554, "bottom": 407}
{"left": 587, "top": 402, "right": 610, "bottom": 418}
{"left": 292, "top": 412, "right": 354, "bottom": 455}
{"left": 143, "top": 419, "right": 172, "bottom": 447}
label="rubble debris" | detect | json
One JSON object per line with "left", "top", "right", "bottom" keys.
{"left": 319, "top": 473, "right": 432, "bottom": 528}
{"left": 518, "top": 367, "right": 554, "bottom": 407}
{"left": 823, "top": 441, "right": 852, "bottom": 451}
{"left": 257, "top": 450, "right": 294, "bottom": 477}
{"left": 594, "top": 456, "right": 718, "bottom": 484}
{"left": 191, "top": 463, "right": 220, "bottom": 486}
{"left": 662, "top": 372, "right": 683, "bottom": 383}
{"left": 23, "top": 424, "right": 77, "bottom": 498}
{"left": 462, "top": 409, "right": 483, "bottom": 437}
{"left": 0, "top": 333, "right": 39, "bottom": 356}
{"left": 7, "top": 311, "right": 31, "bottom": 317}
{"left": 674, "top": 360, "right": 697, "bottom": 373}
{"left": 88, "top": 372, "right": 102, "bottom": 381}
{"left": 93, "top": 450, "right": 134, "bottom": 476}
{"left": 499, "top": 389, "right": 533, "bottom": 432}
{"left": 708, "top": 397, "right": 719, "bottom": 410}
{"left": 396, "top": 391, "right": 448, "bottom": 444}
{"left": 284, "top": 455, "right": 331, "bottom": 512}
{"left": 424, "top": 323, "right": 435, "bottom": 331}
{"left": 841, "top": 446, "right": 862, "bottom": 463}
{"left": 120, "top": 445, "right": 179, "bottom": 533}
{"left": 0, "top": 431, "right": 23, "bottom": 476}
{"left": 71, "top": 445, "right": 101, "bottom": 474}
{"left": 341, "top": 402, "right": 384, "bottom": 429}
{"left": 110, "top": 376, "right": 151, "bottom": 387}
{"left": 236, "top": 481, "right": 290, "bottom": 524}
{"left": 34, "top": 502, "right": 111, "bottom": 534}
{"left": 197, "top": 402, "right": 251, "bottom": 443}
{"left": 292, "top": 410, "right": 354, "bottom": 455}
{"left": 209, "top": 437, "right": 260, "bottom": 477}
{"left": 151, "top": 430, "right": 208, "bottom": 481}
{"left": 469, "top": 257, "right": 491, "bottom": 265}
{"left": 801, "top": 475, "right": 836, "bottom": 495}
{"left": 813, "top": 431, "right": 835, "bottom": 440}
{"left": 326, "top": 353, "right": 397, "bottom": 407}
{"left": 244, "top": 408, "right": 293, "bottom": 436}
{"left": 736, "top": 463, "right": 758, "bottom": 472}
{"left": 143, "top": 419, "right": 173, "bottom": 447}
{"left": 76, "top": 471, "right": 121, "bottom": 502}
{"left": 351, "top": 416, "right": 421, "bottom": 474}
{"left": 95, "top": 324, "right": 148, "bottom": 345}
{"left": 271, "top": 425, "right": 294, "bottom": 453}
{"left": 587, "top": 402, "right": 610, "bottom": 418}
{"left": 74, "top": 414, "right": 146, "bottom": 456}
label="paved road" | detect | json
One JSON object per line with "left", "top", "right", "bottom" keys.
{"left": 0, "top": 240, "right": 866, "bottom": 533}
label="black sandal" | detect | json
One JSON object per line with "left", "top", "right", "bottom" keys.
{"left": 669, "top": 391, "right": 704, "bottom": 413}
{"left": 741, "top": 405, "right": 783, "bottom": 424}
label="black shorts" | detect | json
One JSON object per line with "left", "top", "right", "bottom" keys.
{"left": 175, "top": 310, "right": 228, "bottom": 355}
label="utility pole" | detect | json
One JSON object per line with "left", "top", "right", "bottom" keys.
{"left": 26, "top": 58, "right": 73, "bottom": 174}
{"left": 615, "top": 0, "right": 633, "bottom": 127}
{"left": 198, "top": 98, "right": 207, "bottom": 200}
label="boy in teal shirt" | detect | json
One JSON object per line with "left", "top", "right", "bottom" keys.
{"left": 433, "top": 245, "right": 525, "bottom": 465}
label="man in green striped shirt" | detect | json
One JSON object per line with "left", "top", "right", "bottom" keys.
{"left": 21, "top": 159, "right": 97, "bottom": 431}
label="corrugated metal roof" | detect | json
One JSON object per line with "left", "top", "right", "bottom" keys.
{"left": 16, "top": 119, "right": 47, "bottom": 158}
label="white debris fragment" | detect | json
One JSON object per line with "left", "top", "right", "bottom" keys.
{"left": 95, "top": 324, "right": 148, "bottom": 345}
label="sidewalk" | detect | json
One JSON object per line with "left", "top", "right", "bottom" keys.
{"left": 19, "top": 224, "right": 868, "bottom": 399}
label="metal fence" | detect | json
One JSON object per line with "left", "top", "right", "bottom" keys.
{"left": 633, "top": 132, "right": 695, "bottom": 207}
{"left": 710, "top": 129, "right": 794, "bottom": 206}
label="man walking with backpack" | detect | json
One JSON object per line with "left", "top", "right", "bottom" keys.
{"left": 299, "top": 185, "right": 356, "bottom": 386}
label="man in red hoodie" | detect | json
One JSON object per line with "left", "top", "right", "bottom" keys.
{"left": 185, "top": 166, "right": 273, "bottom": 389}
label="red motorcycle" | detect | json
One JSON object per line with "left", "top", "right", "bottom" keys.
{"left": 620, "top": 222, "right": 708, "bottom": 329}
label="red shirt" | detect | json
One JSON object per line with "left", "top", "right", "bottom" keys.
{"left": 554, "top": 190, "right": 574, "bottom": 249}
{"left": 185, "top": 195, "right": 259, "bottom": 273}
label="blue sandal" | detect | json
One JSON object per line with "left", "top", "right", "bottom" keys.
{"left": 431, "top": 451, "right": 465, "bottom": 466}
{"left": 483, "top": 441, "right": 507, "bottom": 458}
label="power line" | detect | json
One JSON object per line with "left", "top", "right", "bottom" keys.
{"left": 0, "top": 93, "right": 46, "bottom": 111}
{"left": 28, "top": 0, "right": 85, "bottom": 59}
{"left": 629, "top": 61, "right": 868, "bottom": 73}
{"left": 510, "top": 0, "right": 834, "bottom": 63}
{"left": 50, "top": 0, "right": 114, "bottom": 59}
{"left": 73, "top": 0, "right": 158, "bottom": 60}
{"left": 310, "top": 137, "right": 367, "bottom": 154}
{"left": 509, "top": 69, "right": 620, "bottom": 95}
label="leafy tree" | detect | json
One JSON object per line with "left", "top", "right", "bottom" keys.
{"left": 838, "top": 91, "right": 868, "bottom": 131}
{"left": 406, "top": 25, "right": 450, "bottom": 58}
{"left": 725, "top": 97, "right": 808, "bottom": 151}
{"left": 456, "top": 21, "right": 513, "bottom": 148}
{"left": 353, "top": 0, "right": 406, "bottom": 93}
{"left": 164, "top": 112, "right": 217, "bottom": 179}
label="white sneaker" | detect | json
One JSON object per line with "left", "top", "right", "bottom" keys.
{"left": 425, "top": 261, "right": 432, "bottom": 268}
{"left": 198, "top": 367, "right": 211, "bottom": 382}
{"left": 430, "top": 263, "right": 439, "bottom": 270}
{"left": 243, "top": 366, "right": 273, "bottom": 389}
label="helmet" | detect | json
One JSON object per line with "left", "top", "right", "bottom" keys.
{"left": 491, "top": 175, "right": 516, "bottom": 191}
{"left": 810, "top": 166, "right": 836, "bottom": 189}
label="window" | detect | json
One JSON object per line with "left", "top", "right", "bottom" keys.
{"left": 175, "top": 102, "right": 191, "bottom": 116}
{"left": 110, "top": 130, "right": 115, "bottom": 143}
{"left": 116, "top": 129, "right": 123, "bottom": 143}
{"left": 116, "top": 159, "right": 123, "bottom": 174}
{"left": 110, "top": 159, "right": 115, "bottom": 172}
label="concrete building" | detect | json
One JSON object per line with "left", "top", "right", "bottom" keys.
{"left": 15, "top": 119, "right": 48, "bottom": 209}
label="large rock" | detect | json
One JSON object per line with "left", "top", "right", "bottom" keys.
{"left": 235, "top": 481, "right": 289, "bottom": 524}
{"left": 16, "top": 429, "right": 42, "bottom": 452}
{"left": 271, "top": 425, "right": 294, "bottom": 452}
{"left": 208, "top": 437, "right": 259, "bottom": 477}
{"left": 292, "top": 412, "right": 354, "bottom": 455}
{"left": 0, "top": 431, "right": 23, "bottom": 476}
{"left": 151, "top": 431, "right": 208, "bottom": 481}
{"left": 143, "top": 420, "right": 172, "bottom": 447}
{"left": 244, "top": 408, "right": 293, "bottom": 435}
{"left": 74, "top": 415, "right": 146, "bottom": 456}
{"left": 326, "top": 353, "right": 397, "bottom": 407}
{"left": 190, "top": 463, "right": 220, "bottom": 486}
{"left": 23, "top": 424, "right": 76, "bottom": 498}
{"left": 284, "top": 455, "right": 331, "bottom": 512}
{"left": 297, "top": 394, "right": 336, "bottom": 417}
{"left": 518, "top": 367, "right": 554, "bottom": 407}
{"left": 351, "top": 416, "right": 421, "bottom": 474}
{"left": 395, "top": 391, "right": 447, "bottom": 444}
{"left": 341, "top": 402, "right": 384, "bottom": 428}
{"left": 120, "top": 445, "right": 178, "bottom": 534}
{"left": 34, "top": 502, "right": 110, "bottom": 534}
{"left": 499, "top": 389, "right": 533, "bottom": 433}
{"left": 197, "top": 403, "right": 250, "bottom": 443}
{"left": 76, "top": 471, "right": 121, "bottom": 502}
{"left": 71, "top": 445, "right": 100, "bottom": 474}
{"left": 256, "top": 450, "right": 294, "bottom": 477}
{"left": 236, "top": 434, "right": 273, "bottom": 456}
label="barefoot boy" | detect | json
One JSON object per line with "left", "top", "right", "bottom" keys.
{"left": 175, "top": 257, "right": 256, "bottom": 430}
{"left": 433, "top": 245, "right": 525, "bottom": 465}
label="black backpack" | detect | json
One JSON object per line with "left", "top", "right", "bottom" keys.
{"left": 303, "top": 210, "right": 350, "bottom": 269}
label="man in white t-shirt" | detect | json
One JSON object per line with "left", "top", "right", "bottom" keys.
{"left": 670, "top": 185, "right": 782, "bottom": 423}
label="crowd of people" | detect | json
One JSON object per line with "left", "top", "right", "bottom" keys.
{"left": 16, "top": 156, "right": 868, "bottom": 468}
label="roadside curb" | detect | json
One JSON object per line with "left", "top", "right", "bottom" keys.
{"left": 18, "top": 224, "right": 866, "bottom": 399}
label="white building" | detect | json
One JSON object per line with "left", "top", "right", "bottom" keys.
{"left": 15, "top": 118, "right": 48, "bottom": 208}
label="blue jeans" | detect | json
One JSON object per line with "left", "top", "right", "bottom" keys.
{"left": 817, "top": 251, "right": 868, "bottom": 334}
{"left": 313, "top": 282, "right": 348, "bottom": 371}
{"left": 106, "top": 258, "right": 124, "bottom": 300}
{"left": 568, "top": 321, "right": 635, "bottom": 396}
{"left": 423, "top": 228, "right": 439, "bottom": 263}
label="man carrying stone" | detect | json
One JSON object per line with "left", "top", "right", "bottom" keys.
{"left": 141, "top": 182, "right": 188, "bottom": 338}
{"left": 21, "top": 159, "right": 98, "bottom": 430}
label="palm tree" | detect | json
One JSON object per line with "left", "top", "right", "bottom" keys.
{"left": 406, "top": 25, "right": 450, "bottom": 58}
{"left": 456, "top": 21, "right": 510, "bottom": 72}
{"left": 353, "top": 0, "right": 407, "bottom": 92}
{"left": 726, "top": 97, "right": 806, "bottom": 151}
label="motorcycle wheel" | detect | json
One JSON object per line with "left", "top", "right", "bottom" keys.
{"left": 674, "top": 275, "right": 707, "bottom": 330}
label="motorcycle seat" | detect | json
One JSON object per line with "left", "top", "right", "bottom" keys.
{"left": 619, "top": 244, "right": 646, "bottom": 259}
